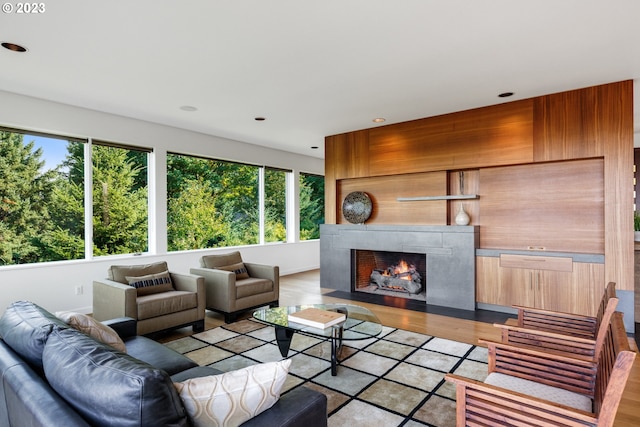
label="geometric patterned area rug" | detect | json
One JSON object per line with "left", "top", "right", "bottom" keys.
{"left": 164, "top": 319, "right": 489, "bottom": 427}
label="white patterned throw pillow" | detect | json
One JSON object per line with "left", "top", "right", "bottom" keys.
{"left": 174, "top": 360, "right": 291, "bottom": 427}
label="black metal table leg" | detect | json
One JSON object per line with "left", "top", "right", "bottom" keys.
{"left": 275, "top": 326, "right": 294, "bottom": 357}
{"left": 330, "top": 326, "right": 344, "bottom": 376}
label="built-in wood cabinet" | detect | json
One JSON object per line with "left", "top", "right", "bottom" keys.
{"left": 476, "top": 254, "right": 604, "bottom": 316}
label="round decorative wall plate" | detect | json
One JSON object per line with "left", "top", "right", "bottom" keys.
{"left": 342, "top": 191, "right": 372, "bottom": 224}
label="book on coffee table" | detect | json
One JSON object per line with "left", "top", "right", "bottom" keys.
{"left": 287, "top": 307, "right": 346, "bottom": 329}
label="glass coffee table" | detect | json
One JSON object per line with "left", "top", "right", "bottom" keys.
{"left": 252, "top": 303, "right": 382, "bottom": 376}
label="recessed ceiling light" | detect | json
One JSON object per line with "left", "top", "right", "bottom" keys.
{"left": 179, "top": 105, "right": 197, "bottom": 112}
{"left": 1, "top": 42, "right": 27, "bottom": 52}
{"left": 498, "top": 92, "right": 514, "bottom": 98}
{"left": 372, "top": 118, "right": 386, "bottom": 123}
{"left": 254, "top": 117, "right": 266, "bottom": 121}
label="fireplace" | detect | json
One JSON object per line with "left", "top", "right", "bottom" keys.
{"left": 320, "top": 224, "right": 478, "bottom": 311}
{"left": 352, "top": 250, "right": 426, "bottom": 300}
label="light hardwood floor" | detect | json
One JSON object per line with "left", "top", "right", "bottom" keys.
{"left": 161, "top": 269, "right": 640, "bottom": 427}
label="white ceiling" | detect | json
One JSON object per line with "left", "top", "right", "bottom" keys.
{"left": 1, "top": 0, "right": 639, "bottom": 159}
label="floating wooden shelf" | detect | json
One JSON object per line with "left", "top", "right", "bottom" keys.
{"left": 397, "top": 194, "right": 479, "bottom": 201}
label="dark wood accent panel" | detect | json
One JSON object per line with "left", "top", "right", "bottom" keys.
{"left": 600, "top": 80, "right": 634, "bottom": 291}
{"left": 479, "top": 158, "right": 604, "bottom": 253}
{"left": 324, "top": 130, "right": 369, "bottom": 180}
{"left": 533, "top": 87, "right": 603, "bottom": 161}
{"left": 367, "top": 100, "right": 534, "bottom": 176}
{"left": 337, "top": 172, "right": 447, "bottom": 225}
{"left": 325, "top": 130, "right": 370, "bottom": 224}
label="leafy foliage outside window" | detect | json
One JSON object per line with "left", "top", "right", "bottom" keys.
{"left": 265, "top": 168, "right": 287, "bottom": 243}
{"left": 299, "top": 173, "right": 324, "bottom": 240}
{"left": 0, "top": 130, "right": 149, "bottom": 265}
{"left": 0, "top": 130, "right": 78, "bottom": 265}
{"left": 90, "top": 143, "right": 148, "bottom": 255}
{"left": 167, "top": 153, "right": 261, "bottom": 250}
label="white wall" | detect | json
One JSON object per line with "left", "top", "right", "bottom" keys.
{"left": 0, "top": 90, "right": 323, "bottom": 313}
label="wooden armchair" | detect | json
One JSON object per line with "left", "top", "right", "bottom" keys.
{"left": 495, "top": 282, "right": 618, "bottom": 359}
{"left": 445, "top": 312, "right": 635, "bottom": 427}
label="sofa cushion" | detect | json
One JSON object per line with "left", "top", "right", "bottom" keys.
{"left": 43, "top": 327, "right": 188, "bottom": 427}
{"left": 236, "top": 277, "right": 274, "bottom": 299}
{"left": 124, "top": 335, "right": 198, "bottom": 376}
{"left": 55, "top": 311, "right": 127, "bottom": 353}
{"left": 174, "top": 360, "right": 291, "bottom": 427}
{"left": 136, "top": 291, "right": 198, "bottom": 320}
{"left": 125, "top": 270, "right": 174, "bottom": 296}
{"left": 108, "top": 261, "right": 170, "bottom": 284}
{"left": 0, "top": 301, "right": 67, "bottom": 371}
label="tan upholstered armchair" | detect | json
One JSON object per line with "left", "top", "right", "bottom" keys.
{"left": 190, "top": 251, "right": 279, "bottom": 323}
{"left": 92, "top": 261, "right": 205, "bottom": 335}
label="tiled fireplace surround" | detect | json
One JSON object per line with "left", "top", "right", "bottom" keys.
{"left": 320, "top": 224, "right": 479, "bottom": 311}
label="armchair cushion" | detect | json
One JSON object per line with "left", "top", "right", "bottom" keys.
{"left": 108, "top": 261, "right": 170, "bottom": 285}
{"left": 200, "top": 251, "right": 243, "bottom": 269}
{"left": 236, "top": 278, "right": 274, "bottom": 298}
{"left": 215, "top": 262, "right": 250, "bottom": 279}
{"left": 136, "top": 291, "right": 198, "bottom": 321}
{"left": 125, "top": 270, "right": 174, "bottom": 296}
{"left": 55, "top": 311, "right": 127, "bottom": 353}
{"left": 485, "top": 372, "right": 592, "bottom": 412}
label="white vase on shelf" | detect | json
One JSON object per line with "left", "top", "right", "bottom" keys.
{"left": 455, "top": 203, "right": 470, "bottom": 226}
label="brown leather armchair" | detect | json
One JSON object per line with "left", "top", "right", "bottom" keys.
{"left": 93, "top": 261, "right": 205, "bottom": 335}
{"left": 190, "top": 251, "right": 279, "bottom": 323}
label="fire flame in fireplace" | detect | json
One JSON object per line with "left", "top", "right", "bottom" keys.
{"left": 382, "top": 259, "right": 413, "bottom": 281}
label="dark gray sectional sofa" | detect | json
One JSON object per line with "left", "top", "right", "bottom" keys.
{"left": 0, "top": 301, "right": 327, "bottom": 427}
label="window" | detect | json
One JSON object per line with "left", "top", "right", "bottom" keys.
{"left": 0, "top": 129, "right": 85, "bottom": 265}
{"left": 166, "top": 153, "right": 291, "bottom": 250}
{"left": 91, "top": 141, "right": 149, "bottom": 256}
{"left": 0, "top": 129, "right": 151, "bottom": 265}
{"left": 264, "top": 167, "right": 287, "bottom": 243}
{"left": 299, "top": 172, "right": 324, "bottom": 240}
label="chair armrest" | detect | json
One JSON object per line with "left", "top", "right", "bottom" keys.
{"left": 171, "top": 272, "right": 206, "bottom": 320}
{"left": 493, "top": 323, "right": 597, "bottom": 358}
{"left": 480, "top": 338, "right": 597, "bottom": 396}
{"left": 444, "top": 374, "right": 597, "bottom": 426}
{"left": 170, "top": 272, "right": 204, "bottom": 293}
{"left": 92, "top": 279, "right": 137, "bottom": 321}
{"left": 101, "top": 317, "right": 137, "bottom": 338}
{"left": 190, "top": 267, "right": 235, "bottom": 312}
{"left": 189, "top": 268, "right": 235, "bottom": 292}
{"left": 244, "top": 263, "right": 279, "bottom": 296}
{"left": 244, "top": 262, "right": 278, "bottom": 282}
{"left": 512, "top": 305, "right": 597, "bottom": 338}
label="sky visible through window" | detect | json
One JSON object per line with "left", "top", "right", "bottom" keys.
{"left": 26, "top": 134, "right": 69, "bottom": 171}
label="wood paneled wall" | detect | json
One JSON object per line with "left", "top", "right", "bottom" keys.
{"left": 324, "top": 81, "right": 634, "bottom": 291}
{"left": 338, "top": 172, "right": 447, "bottom": 225}
{"left": 479, "top": 159, "right": 604, "bottom": 253}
